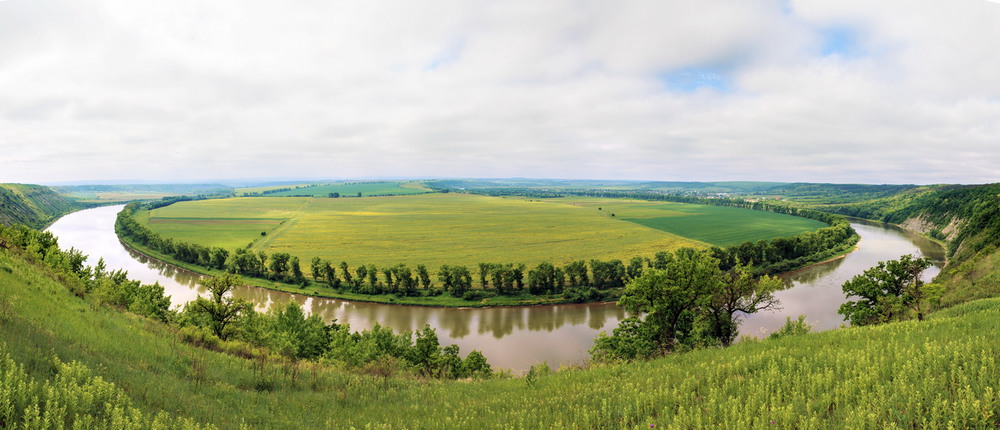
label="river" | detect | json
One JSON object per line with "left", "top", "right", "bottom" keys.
{"left": 46, "top": 205, "right": 944, "bottom": 371}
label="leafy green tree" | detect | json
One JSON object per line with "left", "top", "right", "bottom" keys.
{"left": 705, "top": 264, "right": 783, "bottom": 346}
{"left": 310, "top": 257, "right": 324, "bottom": 282}
{"left": 322, "top": 261, "right": 338, "bottom": 288}
{"left": 340, "top": 261, "right": 353, "bottom": 286}
{"left": 189, "top": 273, "right": 252, "bottom": 340}
{"left": 268, "top": 252, "right": 290, "bottom": 281}
{"left": 595, "top": 248, "right": 723, "bottom": 358}
{"left": 439, "top": 265, "right": 473, "bottom": 296}
{"left": 626, "top": 256, "right": 645, "bottom": 280}
{"left": 439, "top": 344, "right": 464, "bottom": 378}
{"left": 416, "top": 264, "right": 432, "bottom": 289}
{"left": 290, "top": 256, "right": 306, "bottom": 286}
{"left": 564, "top": 260, "right": 589, "bottom": 287}
{"left": 838, "top": 254, "right": 934, "bottom": 325}
{"left": 269, "top": 300, "right": 330, "bottom": 359}
{"left": 366, "top": 264, "right": 380, "bottom": 290}
{"left": 411, "top": 325, "right": 441, "bottom": 376}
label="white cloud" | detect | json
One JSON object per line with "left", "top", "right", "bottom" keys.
{"left": 1, "top": 0, "right": 999, "bottom": 184}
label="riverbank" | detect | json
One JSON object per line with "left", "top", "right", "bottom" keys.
{"left": 119, "top": 234, "right": 600, "bottom": 308}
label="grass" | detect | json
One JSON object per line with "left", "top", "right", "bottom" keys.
{"left": 562, "top": 198, "right": 827, "bottom": 247}
{"left": 139, "top": 194, "right": 827, "bottom": 278}
{"left": 236, "top": 181, "right": 432, "bottom": 197}
{"left": 1, "top": 246, "right": 996, "bottom": 429}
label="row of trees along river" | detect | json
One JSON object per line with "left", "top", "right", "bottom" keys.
{"left": 46, "top": 204, "right": 944, "bottom": 371}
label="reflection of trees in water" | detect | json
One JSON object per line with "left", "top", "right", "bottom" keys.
{"left": 124, "top": 246, "right": 202, "bottom": 287}
{"left": 308, "top": 297, "right": 346, "bottom": 323}
{"left": 122, "top": 236, "right": 628, "bottom": 340}
{"left": 438, "top": 311, "right": 471, "bottom": 338}
{"left": 465, "top": 304, "right": 626, "bottom": 339}
{"left": 588, "top": 304, "right": 626, "bottom": 330}
{"left": 478, "top": 308, "right": 522, "bottom": 338}
{"left": 527, "top": 306, "right": 560, "bottom": 332}
{"left": 780, "top": 257, "right": 845, "bottom": 286}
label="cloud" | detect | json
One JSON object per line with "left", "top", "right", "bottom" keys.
{"left": 1, "top": 0, "right": 999, "bottom": 184}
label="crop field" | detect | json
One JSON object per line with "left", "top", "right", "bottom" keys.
{"left": 237, "top": 181, "right": 432, "bottom": 197}
{"left": 562, "top": 198, "right": 827, "bottom": 247}
{"left": 140, "top": 194, "right": 827, "bottom": 276}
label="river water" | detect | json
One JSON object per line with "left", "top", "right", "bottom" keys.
{"left": 47, "top": 205, "right": 944, "bottom": 371}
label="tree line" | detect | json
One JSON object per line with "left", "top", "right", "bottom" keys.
{"left": 1, "top": 222, "right": 491, "bottom": 379}
{"left": 115, "top": 198, "right": 857, "bottom": 302}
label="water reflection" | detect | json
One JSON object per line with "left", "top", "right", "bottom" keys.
{"left": 740, "top": 221, "right": 944, "bottom": 337}
{"left": 47, "top": 206, "right": 943, "bottom": 371}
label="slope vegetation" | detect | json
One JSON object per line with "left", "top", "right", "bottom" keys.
{"left": 818, "top": 183, "right": 1000, "bottom": 306}
{"left": 1, "top": 237, "right": 996, "bottom": 428}
{"left": 0, "top": 184, "right": 81, "bottom": 229}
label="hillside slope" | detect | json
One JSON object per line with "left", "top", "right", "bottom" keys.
{"left": 0, "top": 183, "right": 82, "bottom": 229}
{"left": 816, "top": 183, "right": 1000, "bottom": 306}
{"left": 1, "top": 242, "right": 996, "bottom": 428}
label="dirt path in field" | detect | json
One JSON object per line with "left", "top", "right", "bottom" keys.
{"left": 249, "top": 198, "right": 313, "bottom": 252}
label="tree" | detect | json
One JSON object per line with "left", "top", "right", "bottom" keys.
{"left": 626, "top": 256, "right": 645, "bottom": 280}
{"left": 416, "top": 264, "right": 432, "bottom": 289}
{"left": 290, "top": 256, "right": 306, "bottom": 286}
{"left": 439, "top": 265, "right": 472, "bottom": 296}
{"left": 705, "top": 264, "right": 783, "bottom": 346}
{"left": 410, "top": 325, "right": 441, "bottom": 376}
{"left": 269, "top": 252, "right": 290, "bottom": 281}
{"left": 838, "top": 254, "right": 934, "bottom": 325}
{"left": 268, "top": 300, "right": 330, "bottom": 359}
{"left": 322, "top": 260, "right": 338, "bottom": 288}
{"left": 593, "top": 248, "right": 722, "bottom": 359}
{"left": 190, "top": 273, "right": 252, "bottom": 340}
{"left": 340, "top": 261, "right": 353, "bottom": 286}
{"left": 310, "top": 257, "right": 324, "bottom": 283}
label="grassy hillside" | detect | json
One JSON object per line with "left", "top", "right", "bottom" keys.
{"left": 810, "top": 183, "right": 1000, "bottom": 307}
{"left": 0, "top": 183, "right": 82, "bottom": 229}
{"left": 1, "top": 243, "right": 996, "bottom": 428}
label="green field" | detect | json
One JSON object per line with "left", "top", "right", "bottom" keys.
{"left": 237, "top": 181, "right": 432, "bottom": 197}
{"left": 563, "top": 199, "right": 827, "bottom": 247}
{"left": 140, "top": 194, "right": 826, "bottom": 276}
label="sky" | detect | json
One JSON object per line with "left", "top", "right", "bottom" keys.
{"left": 1, "top": 0, "right": 999, "bottom": 185}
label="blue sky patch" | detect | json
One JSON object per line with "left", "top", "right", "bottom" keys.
{"left": 819, "top": 26, "right": 866, "bottom": 58}
{"left": 659, "top": 66, "right": 733, "bottom": 93}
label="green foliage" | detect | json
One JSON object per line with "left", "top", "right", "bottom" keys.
{"left": 839, "top": 255, "right": 934, "bottom": 325}
{"left": 0, "top": 184, "right": 83, "bottom": 229}
{"left": 593, "top": 249, "right": 783, "bottom": 360}
{"left": 768, "top": 315, "right": 813, "bottom": 339}
{"left": 0, "top": 346, "right": 213, "bottom": 429}
{"left": 185, "top": 273, "right": 253, "bottom": 340}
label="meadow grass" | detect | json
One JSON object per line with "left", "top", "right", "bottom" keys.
{"left": 140, "top": 194, "right": 829, "bottom": 277}
{"left": 2, "top": 247, "right": 996, "bottom": 429}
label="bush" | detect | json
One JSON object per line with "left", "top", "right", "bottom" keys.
{"left": 768, "top": 315, "right": 812, "bottom": 339}
{"left": 462, "top": 290, "right": 487, "bottom": 301}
